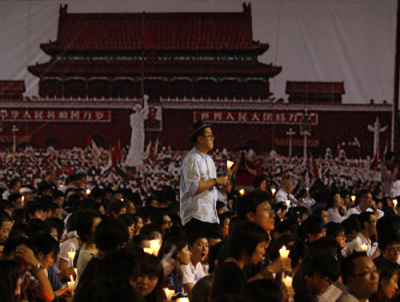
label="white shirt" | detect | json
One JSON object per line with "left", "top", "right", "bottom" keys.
{"left": 346, "top": 232, "right": 377, "bottom": 258}
{"left": 180, "top": 148, "right": 219, "bottom": 226}
{"left": 275, "top": 189, "right": 299, "bottom": 207}
{"left": 345, "top": 205, "right": 384, "bottom": 219}
{"left": 180, "top": 261, "right": 205, "bottom": 285}
{"left": 381, "top": 164, "right": 400, "bottom": 198}
{"left": 328, "top": 208, "right": 345, "bottom": 223}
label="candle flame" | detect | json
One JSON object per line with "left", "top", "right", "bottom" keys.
{"left": 227, "top": 160, "right": 234, "bottom": 169}
{"left": 394, "top": 199, "right": 398, "bottom": 207}
{"left": 351, "top": 195, "right": 356, "bottom": 202}
{"left": 271, "top": 188, "right": 276, "bottom": 195}
{"left": 239, "top": 189, "right": 245, "bottom": 196}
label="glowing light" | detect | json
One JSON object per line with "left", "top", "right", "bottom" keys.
{"left": 239, "top": 189, "right": 245, "bottom": 196}
{"left": 227, "top": 160, "right": 234, "bottom": 169}
{"left": 279, "top": 246, "right": 289, "bottom": 258}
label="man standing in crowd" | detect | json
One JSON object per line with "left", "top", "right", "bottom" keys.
{"left": 381, "top": 151, "right": 400, "bottom": 198}
{"left": 345, "top": 189, "right": 383, "bottom": 219}
{"left": 180, "top": 120, "right": 230, "bottom": 234}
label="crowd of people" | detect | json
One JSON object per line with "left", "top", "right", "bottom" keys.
{"left": 0, "top": 120, "right": 399, "bottom": 302}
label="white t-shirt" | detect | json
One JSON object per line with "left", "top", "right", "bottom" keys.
{"left": 180, "top": 261, "right": 205, "bottom": 285}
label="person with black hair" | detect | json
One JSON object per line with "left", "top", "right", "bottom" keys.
{"left": 118, "top": 213, "right": 136, "bottom": 239}
{"left": 133, "top": 252, "right": 165, "bottom": 302}
{"left": 211, "top": 221, "right": 269, "bottom": 299}
{"left": 106, "top": 199, "right": 127, "bottom": 218}
{"left": 327, "top": 192, "right": 346, "bottom": 223}
{"left": 378, "top": 231, "right": 400, "bottom": 264}
{"left": 381, "top": 151, "right": 400, "bottom": 198}
{"left": 347, "top": 212, "right": 378, "bottom": 258}
{"left": 2, "top": 178, "right": 21, "bottom": 201}
{"left": 161, "top": 236, "right": 191, "bottom": 294}
{"left": 294, "top": 255, "right": 340, "bottom": 302}
{"left": 31, "top": 233, "right": 69, "bottom": 297}
{"left": 75, "top": 208, "right": 102, "bottom": 286}
{"left": 24, "top": 201, "right": 44, "bottom": 222}
{"left": 0, "top": 259, "right": 21, "bottom": 302}
{"left": 4, "top": 236, "right": 57, "bottom": 302}
{"left": 345, "top": 189, "right": 383, "bottom": 219}
{"left": 370, "top": 258, "right": 399, "bottom": 302}
{"left": 337, "top": 252, "right": 379, "bottom": 302}
{"left": 9, "top": 193, "right": 23, "bottom": 210}
{"left": 0, "top": 210, "right": 12, "bottom": 248}
{"left": 180, "top": 232, "right": 209, "bottom": 294}
{"left": 180, "top": 120, "right": 230, "bottom": 235}
{"left": 326, "top": 222, "right": 347, "bottom": 252}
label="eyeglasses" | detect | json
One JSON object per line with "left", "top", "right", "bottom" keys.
{"left": 202, "top": 135, "right": 214, "bottom": 140}
{"left": 386, "top": 246, "right": 400, "bottom": 254}
{"left": 351, "top": 268, "right": 380, "bottom": 278}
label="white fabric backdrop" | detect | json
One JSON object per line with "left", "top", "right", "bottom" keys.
{"left": 0, "top": 0, "right": 396, "bottom": 104}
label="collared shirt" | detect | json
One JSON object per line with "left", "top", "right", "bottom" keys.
{"left": 180, "top": 148, "right": 219, "bottom": 226}
{"left": 275, "top": 189, "right": 299, "bottom": 207}
{"left": 346, "top": 232, "right": 377, "bottom": 258}
{"left": 345, "top": 205, "right": 384, "bottom": 219}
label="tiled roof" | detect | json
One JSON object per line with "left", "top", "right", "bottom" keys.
{"left": 28, "top": 59, "right": 281, "bottom": 77}
{"left": 41, "top": 4, "right": 268, "bottom": 53}
{"left": 286, "top": 81, "right": 345, "bottom": 95}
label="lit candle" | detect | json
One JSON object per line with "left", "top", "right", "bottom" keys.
{"left": 271, "top": 188, "right": 276, "bottom": 195}
{"left": 227, "top": 160, "right": 234, "bottom": 170}
{"left": 67, "top": 251, "right": 75, "bottom": 265}
{"left": 394, "top": 199, "right": 398, "bottom": 208}
{"left": 351, "top": 195, "right": 356, "bottom": 202}
{"left": 283, "top": 276, "right": 293, "bottom": 287}
{"left": 86, "top": 188, "right": 91, "bottom": 195}
{"left": 74, "top": 268, "right": 77, "bottom": 276}
{"left": 176, "top": 298, "right": 189, "bottom": 302}
{"left": 68, "top": 275, "right": 75, "bottom": 296}
{"left": 21, "top": 196, "right": 25, "bottom": 203}
{"left": 163, "top": 288, "right": 175, "bottom": 301}
{"left": 361, "top": 243, "right": 368, "bottom": 252}
{"left": 149, "top": 239, "right": 161, "bottom": 256}
{"left": 143, "top": 248, "right": 153, "bottom": 255}
{"left": 279, "top": 245, "right": 290, "bottom": 258}
{"left": 239, "top": 189, "right": 245, "bottom": 196}
{"left": 285, "top": 199, "right": 290, "bottom": 208}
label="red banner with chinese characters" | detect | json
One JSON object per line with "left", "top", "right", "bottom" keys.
{"left": 193, "top": 110, "right": 318, "bottom": 125}
{"left": 0, "top": 109, "right": 111, "bottom": 122}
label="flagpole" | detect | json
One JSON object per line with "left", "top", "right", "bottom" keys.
{"left": 391, "top": 0, "right": 400, "bottom": 152}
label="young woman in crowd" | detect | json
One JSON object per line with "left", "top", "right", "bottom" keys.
{"left": 211, "top": 220, "right": 269, "bottom": 299}
{"left": 370, "top": 258, "right": 399, "bottom": 302}
{"left": 133, "top": 252, "right": 165, "bottom": 302}
{"left": 160, "top": 236, "right": 191, "bottom": 294}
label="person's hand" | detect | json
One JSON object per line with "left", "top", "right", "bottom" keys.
{"left": 226, "top": 169, "right": 233, "bottom": 179}
{"left": 16, "top": 244, "right": 38, "bottom": 267}
{"left": 281, "top": 285, "right": 295, "bottom": 302}
{"left": 59, "top": 266, "right": 75, "bottom": 281}
{"left": 217, "top": 176, "right": 230, "bottom": 187}
{"left": 267, "top": 257, "right": 292, "bottom": 274}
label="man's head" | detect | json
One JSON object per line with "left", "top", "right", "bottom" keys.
{"left": 8, "top": 178, "right": 21, "bottom": 194}
{"left": 341, "top": 252, "right": 379, "bottom": 299}
{"left": 384, "top": 151, "right": 397, "bottom": 168}
{"left": 188, "top": 120, "right": 214, "bottom": 153}
{"left": 76, "top": 209, "right": 102, "bottom": 243}
{"left": 0, "top": 211, "right": 12, "bottom": 244}
{"left": 358, "top": 190, "right": 373, "bottom": 212}
{"left": 9, "top": 193, "right": 23, "bottom": 210}
{"left": 303, "top": 255, "right": 340, "bottom": 296}
{"left": 188, "top": 232, "right": 209, "bottom": 265}
{"left": 379, "top": 231, "right": 400, "bottom": 263}
{"left": 358, "top": 212, "right": 378, "bottom": 237}
{"left": 281, "top": 179, "right": 294, "bottom": 195}
{"left": 237, "top": 191, "right": 275, "bottom": 232}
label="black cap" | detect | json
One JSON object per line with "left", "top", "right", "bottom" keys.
{"left": 188, "top": 120, "right": 211, "bottom": 139}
